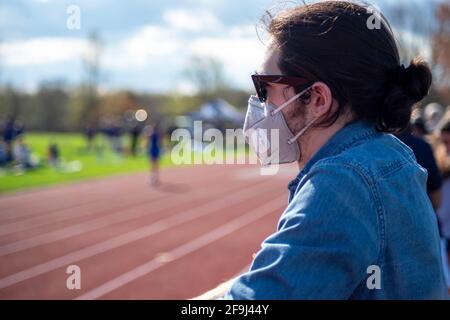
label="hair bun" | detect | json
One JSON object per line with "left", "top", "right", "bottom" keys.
{"left": 397, "top": 58, "right": 432, "bottom": 102}
{"left": 378, "top": 58, "right": 432, "bottom": 133}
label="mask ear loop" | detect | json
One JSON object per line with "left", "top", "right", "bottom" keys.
{"left": 287, "top": 116, "right": 318, "bottom": 145}
{"left": 269, "top": 85, "right": 312, "bottom": 116}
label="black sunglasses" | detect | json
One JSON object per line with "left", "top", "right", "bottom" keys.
{"left": 251, "top": 73, "right": 314, "bottom": 102}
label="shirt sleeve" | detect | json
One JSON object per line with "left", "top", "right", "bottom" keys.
{"left": 226, "top": 161, "right": 380, "bottom": 299}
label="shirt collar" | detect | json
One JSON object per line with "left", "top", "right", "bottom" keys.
{"left": 288, "top": 119, "right": 379, "bottom": 196}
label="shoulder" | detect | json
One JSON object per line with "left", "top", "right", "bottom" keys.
{"left": 287, "top": 158, "right": 376, "bottom": 223}
{"left": 322, "top": 133, "right": 421, "bottom": 182}
{"left": 280, "top": 157, "right": 381, "bottom": 259}
{"left": 288, "top": 132, "right": 417, "bottom": 218}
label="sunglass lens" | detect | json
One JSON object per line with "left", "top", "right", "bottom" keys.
{"left": 259, "top": 85, "right": 267, "bottom": 102}
{"left": 255, "top": 78, "right": 267, "bottom": 102}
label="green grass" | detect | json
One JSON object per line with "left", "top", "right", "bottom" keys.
{"left": 0, "top": 132, "right": 250, "bottom": 194}
{"left": 0, "top": 133, "right": 173, "bottom": 194}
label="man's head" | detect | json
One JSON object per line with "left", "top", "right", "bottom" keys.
{"left": 252, "top": 1, "right": 432, "bottom": 165}
{"left": 256, "top": 44, "right": 340, "bottom": 163}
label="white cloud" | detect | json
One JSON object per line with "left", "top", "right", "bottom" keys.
{"left": 189, "top": 36, "right": 263, "bottom": 69}
{"left": 125, "top": 26, "right": 179, "bottom": 56}
{"left": 0, "top": 37, "right": 87, "bottom": 67}
{"left": 103, "top": 22, "right": 265, "bottom": 91}
{"left": 174, "top": 80, "right": 200, "bottom": 96}
{"left": 162, "top": 8, "right": 220, "bottom": 32}
{"left": 229, "top": 25, "right": 258, "bottom": 38}
{"left": 188, "top": 25, "right": 266, "bottom": 88}
{"left": 0, "top": 20, "right": 264, "bottom": 92}
{"left": 103, "top": 25, "right": 180, "bottom": 69}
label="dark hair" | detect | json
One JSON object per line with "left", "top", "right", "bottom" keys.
{"left": 411, "top": 116, "right": 428, "bottom": 135}
{"left": 441, "top": 120, "right": 450, "bottom": 134}
{"left": 263, "top": 0, "right": 432, "bottom": 133}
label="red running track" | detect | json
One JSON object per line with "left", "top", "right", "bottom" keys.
{"left": 0, "top": 164, "right": 298, "bottom": 299}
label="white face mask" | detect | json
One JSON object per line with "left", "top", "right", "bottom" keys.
{"left": 243, "top": 86, "right": 317, "bottom": 165}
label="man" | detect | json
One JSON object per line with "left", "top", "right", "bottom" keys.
{"left": 195, "top": 1, "right": 447, "bottom": 299}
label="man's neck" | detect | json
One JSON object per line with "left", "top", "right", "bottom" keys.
{"left": 297, "top": 117, "right": 352, "bottom": 170}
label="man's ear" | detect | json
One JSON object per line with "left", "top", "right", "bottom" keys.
{"left": 308, "top": 82, "right": 333, "bottom": 119}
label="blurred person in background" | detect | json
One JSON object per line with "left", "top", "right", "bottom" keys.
{"left": 146, "top": 124, "right": 162, "bottom": 186}
{"left": 424, "top": 103, "right": 444, "bottom": 133}
{"left": 13, "top": 135, "right": 37, "bottom": 171}
{"left": 397, "top": 122, "right": 442, "bottom": 211}
{"left": 102, "top": 119, "right": 123, "bottom": 156}
{"left": 0, "top": 141, "right": 13, "bottom": 167}
{"left": 2, "top": 118, "right": 16, "bottom": 147}
{"left": 1, "top": 117, "right": 21, "bottom": 162}
{"left": 0, "top": 142, "right": 10, "bottom": 167}
{"left": 397, "top": 118, "right": 447, "bottom": 292}
{"left": 196, "top": 1, "right": 447, "bottom": 299}
{"left": 129, "top": 122, "right": 142, "bottom": 157}
{"left": 84, "top": 125, "right": 96, "bottom": 151}
{"left": 433, "top": 120, "right": 450, "bottom": 293}
{"left": 410, "top": 116, "right": 429, "bottom": 138}
{"left": 47, "top": 142, "right": 61, "bottom": 168}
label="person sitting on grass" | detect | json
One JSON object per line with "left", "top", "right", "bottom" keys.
{"left": 0, "top": 142, "right": 11, "bottom": 167}
{"left": 48, "top": 142, "right": 61, "bottom": 168}
{"left": 13, "top": 135, "right": 37, "bottom": 171}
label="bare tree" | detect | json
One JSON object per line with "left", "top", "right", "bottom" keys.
{"left": 183, "top": 55, "right": 227, "bottom": 100}
{"left": 388, "top": 1, "right": 435, "bottom": 63}
{"left": 36, "top": 81, "right": 69, "bottom": 131}
{"left": 432, "top": 2, "right": 450, "bottom": 90}
{"left": 386, "top": 1, "right": 450, "bottom": 106}
{"left": 80, "top": 30, "right": 103, "bottom": 127}
{"left": 0, "top": 37, "right": 2, "bottom": 89}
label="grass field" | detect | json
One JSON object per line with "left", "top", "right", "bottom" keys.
{"left": 0, "top": 133, "right": 173, "bottom": 193}
{"left": 0, "top": 132, "right": 249, "bottom": 193}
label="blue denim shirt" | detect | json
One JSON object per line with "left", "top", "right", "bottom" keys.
{"left": 225, "top": 120, "right": 447, "bottom": 299}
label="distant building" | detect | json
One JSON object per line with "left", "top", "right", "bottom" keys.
{"left": 187, "top": 99, "right": 245, "bottom": 132}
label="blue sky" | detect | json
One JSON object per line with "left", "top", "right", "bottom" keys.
{"left": 0, "top": 0, "right": 438, "bottom": 93}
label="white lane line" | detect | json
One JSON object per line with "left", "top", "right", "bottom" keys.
{"left": 75, "top": 195, "right": 285, "bottom": 300}
{"left": 0, "top": 180, "right": 278, "bottom": 289}
{"left": 0, "top": 175, "right": 144, "bottom": 218}
{"left": 0, "top": 164, "right": 229, "bottom": 224}
{"left": 0, "top": 176, "right": 265, "bottom": 256}
{"left": 0, "top": 169, "right": 234, "bottom": 236}
{"left": 0, "top": 165, "right": 223, "bottom": 220}
{"left": 0, "top": 193, "right": 164, "bottom": 237}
